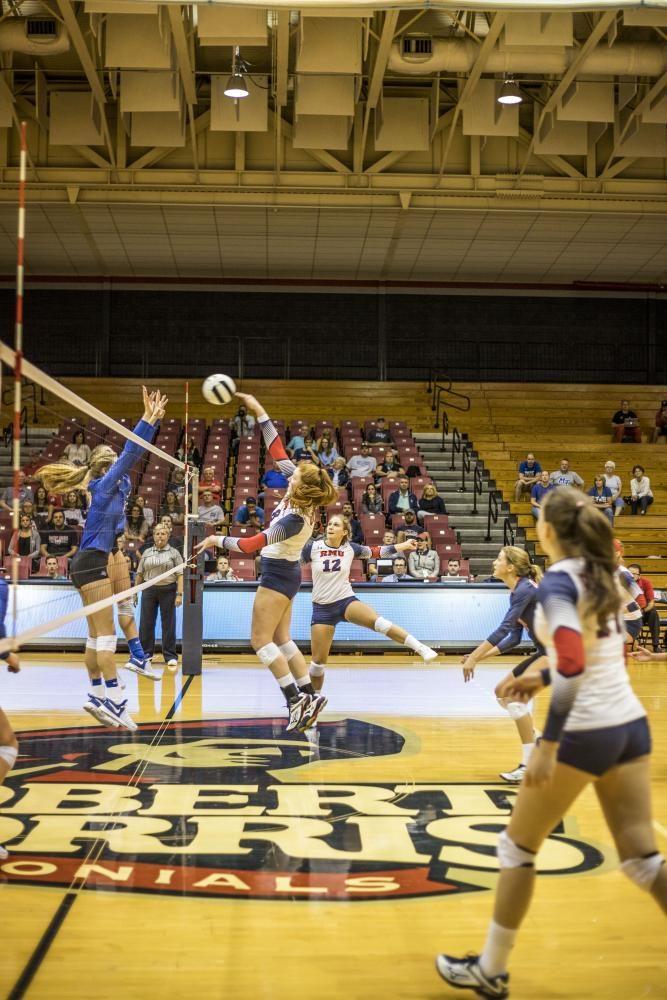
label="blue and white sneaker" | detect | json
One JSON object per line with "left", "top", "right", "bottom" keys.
{"left": 99, "top": 697, "right": 138, "bottom": 731}
{"left": 435, "top": 954, "right": 509, "bottom": 999}
{"left": 83, "top": 694, "right": 120, "bottom": 727}
{"left": 124, "top": 657, "right": 161, "bottom": 682}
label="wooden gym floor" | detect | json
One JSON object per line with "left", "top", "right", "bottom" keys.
{"left": 1, "top": 653, "right": 665, "bottom": 1000}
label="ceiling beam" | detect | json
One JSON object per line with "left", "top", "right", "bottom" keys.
{"left": 129, "top": 110, "right": 210, "bottom": 169}
{"left": 269, "top": 111, "right": 351, "bottom": 175}
{"left": 358, "top": 9, "right": 400, "bottom": 172}
{"left": 599, "top": 71, "right": 667, "bottom": 179}
{"left": 166, "top": 3, "right": 197, "bottom": 106}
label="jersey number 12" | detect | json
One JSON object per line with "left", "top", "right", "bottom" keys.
{"left": 322, "top": 558, "right": 341, "bottom": 573}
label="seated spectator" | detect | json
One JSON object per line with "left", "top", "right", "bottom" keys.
{"left": 328, "top": 456, "right": 349, "bottom": 489}
{"left": 198, "top": 489, "right": 227, "bottom": 528}
{"left": 628, "top": 563, "right": 662, "bottom": 652}
{"left": 125, "top": 502, "right": 149, "bottom": 544}
{"left": 298, "top": 434, "right": 319, "bottom": 464}
{"left": 133, "top": 494, "right": 154, "bottom": 528}
{"left": 158, "top": 490, "right": 184, "bottom": 526}
{"left": 630, "top": 465, "right": 653, "bottom": 515}
{"left": 246, "top": 512, "right": 264, "bottom": 532}
{"left": 207, "top": 555, "right": 239, "bottom": 582}
{"left": 381, "top": 556, "right": 410, "bottom": 583}
{"left": 341, "top": 501, "right": 363, "bottom": 544}
{"left": 156, "top": 514, "right": 184, "bottom": 555}
{"left": 43, "top": 555, "right": 67, "bottom": 581}
{"left": 39, "top": 510, "right": 78, "bottom": 561}
{"left": 587, "top": 475, "right": 614, "bottom": 524}
{"left": 61, "top": 490, "right": 86, "bottom": 527}
{"left": 8, "top": 513, "right": 41, "bottom": 563}
{"left": 230, "top": 404, "right": 255, "bottom": 452}
{"left": 167, "top": 467, "right": 188, "bottom": 500}
{"left": 261, "top": 462, "right": 289, "bottom": 492}
{"left": 395, "top": 509, "right": 423, "bottom": 543}
{"left": 376, "top": 449, "right": 405, "bottom": 480}
{"left": 368, "top": 530, "right": 397, "bottom": 578}
{"left": 549, "top": 459, "right": 584, "bottom": 489}
{"left": 234, "top": 496, "right": 265, "bottom": 526}
{"left": 611, "top": 399, "right": 642, "bottom": 443}
{"left": 315, "top": 428, "right": 335, "bottom": 453}
{"left": 367, "top": 418, "right": 391, "bottom": 444}
{"left": 175, "top": 438, "right": 201, "bottom": 468}
{"left": 123, "top": 551, "right": 137, "bottom": 583}
{"left": 408, "top": 535, "right": 440, "bottom": 580}
{"left": 531, "top": 470, "right": 556, "bottom": 520}
{"left": 361, "top": 482, "right": 383, "bottom": 515}
{"left": 514, "top": 452, "right": 542, "bottom": 502}
{"left": 388, "top": 475, "right": 419, "bottom": 517}
{"left": 652, "top": 398, "right": 667, "bottom": 444}
{"left": 62, "top": 430, "right": 90, "bottom": 467}
{"left": 318, "top": 438, "right": 339, "bottom": 470}
{"left": 1, "top": 472, "right": 34, "bottom": 510}
{"left": 287, "top": 425, "right": 309, "bottom": 459}
{"left": 32, "top": 485, "right": 54, "bottom": 528}
{"left": 198, "top": 466, "right": 222, "bottom": 503}
{"left": 417, "top": 483, "right": 446, "bottom": 522}
{"left": 0, "top": 487, "right": 10, "bottom": 512}
{"left": 441, "top": 558, "right": 470, "bottom": 582}
{"left": 20, "top": 499, "right": 37, "bottom": 526}
{"left": 603, "top": 460, "right": 625, "bottom": 516}
{"left": 347, "top": 443, "right": 377, "bottom": 480}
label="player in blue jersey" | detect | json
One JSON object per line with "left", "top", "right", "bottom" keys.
{"left": 0, "top": 576, "right": 20, "bottom": 859}
{"left": 196, "top": 392, "right": 339, "bottom": 732}
{"left": 40, "top": 387, "right": 168, "bottom": 731}
{"left": 460, "top": 546, "right": 545, "bottom": 783}
{"left": 437, "top": 489, "right": 666, "bottom": 1000}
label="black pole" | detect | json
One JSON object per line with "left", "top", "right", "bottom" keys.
{"left": 182, "top": 519, "right": 205, "bottom": 676}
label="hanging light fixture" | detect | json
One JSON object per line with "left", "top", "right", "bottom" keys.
{"left": 497, "top": 77, "right": 523, "bottom": 105}
{"left": 224, "top": 46, "right": 249, "bottom": 99}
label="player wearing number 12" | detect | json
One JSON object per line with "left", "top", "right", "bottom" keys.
{"left": 304, "top": 514, "right": 437, "bottom": 691}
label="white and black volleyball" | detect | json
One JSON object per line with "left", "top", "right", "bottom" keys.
{"left": 202, "top": 373, "right": 236, "bottom": 405}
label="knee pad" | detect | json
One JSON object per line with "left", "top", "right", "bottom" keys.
{"left": 117, "top": 598, "right": 135, "bottom": 618}
{"left": 256, "top": 642, "right": 281, "bottom": 668}
{"left": 309, "top": 662, "right": 325, "bottom": 677}
{"left": 0, "top": 745, "right": 18, "bottom": 770}
{"left": 506, "top": 701, "right": 531, "bottom": 721}
{"left": 278, "top": 640, "right": 299, "bottom": 662}
{"left": 374, "top": 616, "right": 392, "bottom": 635}
{"left": 621, "top": 852, "right": 665, "bottom": 891}
{"left": 85, "top": 638, "right": 97, "bottom": 652}
{"left": 96, "top": 635, "right": 117, "bottom": 654}
{"left": 497, "top": 830, "right": 536, "bottom": 869}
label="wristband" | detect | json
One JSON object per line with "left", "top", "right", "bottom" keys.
{"left": 540, "top": 666, "right": 552, "bottom": 687}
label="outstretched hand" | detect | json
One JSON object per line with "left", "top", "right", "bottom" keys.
{"left": 142, "top": 386, "right": 169, "bottom": 424}
{"left": 194, "top": 537, "right": 220, "bottom": 555}
{"left": 629, "top": 646, "right": 653, "bottom": 662}
{"left": 396, "top": 539, "right": 418, "bottom": 553}
{"left": 235, "top": 392, "right": 262, "bottom": 416}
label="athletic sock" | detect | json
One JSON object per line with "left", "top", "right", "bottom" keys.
{"left": 521, "top": 742, "right": 535, "bottom": 766}
{"left": 128, "top": 637, "right": 145, "bottom": 661}
{"left": 403, "top": 634, "right": 421, "bottom": 652}
{"left": 480, "top": 920, "right": 517, "bottom": 978}
{"left": 105, "top": 677, "right": 120, "bottom": 698}
{"left": 296, "top": 675, "right": 315, "bottom": 696}
{"left": 90, "top": 676, "right": 104, "bottom": 696}
{"left": 277, "top": 673, "right": 300, "bottom": 704}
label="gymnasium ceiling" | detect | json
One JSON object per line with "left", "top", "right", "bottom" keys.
{"left": 0, "top": 1, "right": 665, "bottom": 284}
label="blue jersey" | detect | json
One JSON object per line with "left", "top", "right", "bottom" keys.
{"left": 486, "top": 575, "right": 540, "bottom": 653}
{"left": 80, "top": 419, "right": 156, "bottom": 554}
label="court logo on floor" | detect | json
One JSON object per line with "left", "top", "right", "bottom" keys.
{"left": 0, "top": 719, "right": 606, "bottom": 900}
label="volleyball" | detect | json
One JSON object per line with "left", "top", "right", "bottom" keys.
{"left": 202, "top": 373, "right": 236, "bottom": 405}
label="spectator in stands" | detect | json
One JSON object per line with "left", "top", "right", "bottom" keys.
{"left": 207, "top": 555, "right": 239, "bottom": 582}
{"left": 341, "top": 501, "right": 363, "bottom": 544}
{"left": 198, "top": 466, "right": 222, "bottom": 503}
{"left": 20, "top": 499, "right": 37, "bottom": 526}
{"left": 167, "top": 467, "right": 187, "bottom": 500}
{"left": 317, "top": 438, "right": 339, "bottom": 470}
{"left": 136, "top": 523, "right": 183, "bottom": 669}
{"left": 157, "top": 514, "right": 183, "bottom": 555}
{"left": 587, "top": 475, "right": 614, "bottom": 524}
{"left": 158, "top": 490, "right": 184, "bottom": 526}
{"left": 198, "top": 490, "right": 227, "bottom": 529}
{"left": 395, "top": 509, "right": 422, "bottom": 544}
{"left": 123, "top": 551, "right": 137, "bottom": 583}
{"left": 39, "top": 510, "right": 78, "bottom": 562}
{"left": 260, "top": 461, "right": 289, "bottom": 492}
{"left": 0, "top": 488, "right": 9, "bottom": 513}
{"left": 44, "top": 555, "right": 67, "bottom": 581}
{"left": 368, "top": 530, "right": 397, "bottom": 579}
{"left": 630, "top": 464, "right": 654, "bottom": 515}
{"left": 61, "top": 490, "right": 86, "bottom": 527}
{"left": 361, "top": 483, "right": 383, "bottom": 515}
{"left": 132, "top": 494, "right": 154, "bottom": 529}
{"left": 652, "top": 399, "right": 667, "bottom": 444}
{"left": 367, "top": 418, "right": 391, "bottom": 444}
{"left": 175, "top": 438, "right": 201, "bottom": 469}
{"left": 315, "top": 428, "right": 334, "bottom": 452}
{"left": 286, "top": 424, "right": 309, "bottom": 459}
{"left": 408, "top": 535, "right": 440, "bottom": 580}
{"left": 230, "top": 404, "right": 255, "bottom": 453}
{"left": 32, "top": 485, "right": 54, "bottom": 528}
{"left": 62, "top": 430, "right": 91, "bottom": 467}
{"left": 549, "top": 459, "right": 584, "bottom": 489}
{"left": 347, "top": 443, "right": 377, "bottom": 480}
{"left": 531, "top": 470, "right": 556, "bottom": 520}
{"left": 417, "top": 483, "right": 446, "bottom": 523}
{"left": 442, "top": 558, "right": 471, "bottom": 581}
{"left": 125, "top": 502, "right": 149, "bottom": 544}
{"left": 514, "top": 452, "right": 542, "bottom": 502}
{"left": 246, "top": 512, "right": 263, "bottom": 533}
{"left": 388, "top": 475, "right": 419, "bottom": 517}
{"left": 8, "top": 513, "right": 41, "bottom": 565}
{"left": 611, "top": 399, "right": 642, "bottom": 443}
{"left": 328, "top": 456, "right": 349, "bottom": 489}
{"left": 376, "top": 448, "right": 405, "bottom": 480}
{"left": 1, "top": 471, "right": 33, "bottom": 509}
{"left": 628, "top": 563, "right": 662, "bottom": 652}
{"left": 603, "top": 460, "right": 625, "bottom": 516}
{"left": 234, "top": 496, "right": 265, "bottom": 526}
{"left": 381, "top": 556, "right": 410, "bottom": 583}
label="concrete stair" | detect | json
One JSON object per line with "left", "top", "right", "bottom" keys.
{"left": 0, "top": 427, "right": 58, "bottom": 487}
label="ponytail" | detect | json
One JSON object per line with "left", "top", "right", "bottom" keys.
{"left": 290, "top": 461, "right": 339, "bottom": 515}
{"left": 39, "top": 444, "right": 117, "bottom": 495}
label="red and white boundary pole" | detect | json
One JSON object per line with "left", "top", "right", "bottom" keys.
{"left": 11, "top": 122, "right": 28, "bottom": 629}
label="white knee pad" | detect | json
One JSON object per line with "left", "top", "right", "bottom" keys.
{"left": 0, "top": 745, "right": 18, "bottom": 770}
{"left": 497, "top": 830, "right": 536, "bottom": 869}
{"left": 117, "top": 598, "right": 135, "bottom": 618}
{"left": 256, "top": 642, "right": 281, "bottom": 668}
{"left": 374, "top": 616, "right": 392, "bottom": 635}
{"left": 96, "top": 635, "right": 117, "bottom": 654}
{"left": 85, "top": 638, "right": 97, "bottom": 652}
{"left": 309, "top": 662, "right": 325, "bottom": 677}
{"left": 506, "top": 701, "right": 531, "bottom": 721}
{"left": 278, "top": 640, "right": 300, "bottom": 662}
{"left": 621, "top": 852, "right": 665, "bottom": 891}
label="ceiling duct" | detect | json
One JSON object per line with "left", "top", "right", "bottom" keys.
{"left": 0, "top": 16, "right": 69, "bottom": 54}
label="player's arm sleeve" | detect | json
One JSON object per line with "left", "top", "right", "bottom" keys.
{"left": 620, "top": 569, "right": 643, "bottom": 611}
{"left": 350, "top": 542, "right": 379, "bottom": 560}
{"left": 219, "top": 512, "right": 304, "bottom": 554}
{"left": 257, "top": 414, "right": 296, "bottom": 478}
{"left": 96, "top": 419, "right": 157, "bottom": 493}
{"left": 486, "top": 586, "right": 532, "bottom": 653}
{"left": 538, "top": 573, "right": 585, "bottom": 742}
{"left": 301, "top": 540, "right": 314, "bottom": 564}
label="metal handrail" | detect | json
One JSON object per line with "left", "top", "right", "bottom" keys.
{"left": 460, "top": 443, "right": 471, "bottom": 494}
{"left": 485, "top": 489, "right": 503, "bottom": 542}
{"left": 503, "top": 517, "right": 516, "bottom": 547}
{"left": 472, "top": 462, "right": 483, "bottom": 515}
{"left": 440, "top": 408, "right": 449, "bottom": 453}
{"left": 2, "top": 405, "right": 28, "bottom": 448}
{"left": 1, "top": 377, "right": 45, "bottom": 424}
{"left": 450, "top": 426, "right": 461, "bottom": 471}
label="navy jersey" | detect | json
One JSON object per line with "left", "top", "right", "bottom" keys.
{"left": 486, "top": 576, "right": 540, "bottom": 653}
{"left": 0, "top": 577, "right": 9, "bottom": 661}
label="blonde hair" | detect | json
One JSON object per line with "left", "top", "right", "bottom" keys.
{"left": 290, "top": 462, "right": 339, "bottom": 515}
{"left": 422, "top": 483, "right": 439, "bottom": 497}
{"left": 501, "top": 545, "right": 542, "bottom": 583}
{"left": 327, "top": 513, "right": 350, "bottom": 543}
{"left": 39, "top": 444, "right": 117, "bottom": 494}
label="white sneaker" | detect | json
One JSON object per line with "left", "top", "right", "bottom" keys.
{"left": 435, "top": 954, "right": 509, "bottom": 998}
{"left": 286, "top": 693, "right": 311, "bottom": 733}
{"left": 166, "top": 659, "right": 178, "bottom": 672}
{"left": 124, "top": 660, "right": 162, "bottom": 682}
{"left": 418, "top": 643, "right": 438, "bottom": 664}
{"left": 100, "top": 697, "right": 138, "bottom": 731}
{"left": 0, "top": 843, "right": 9, "bottom": 860}
{"left": 83, "top": 694, "right": 119, "bottom": 728}
{"left": 299, "top": 694, "right": 327, "bottom": 731}
{"left": 499, "top": 763, "right": 526, "bottom": 784}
